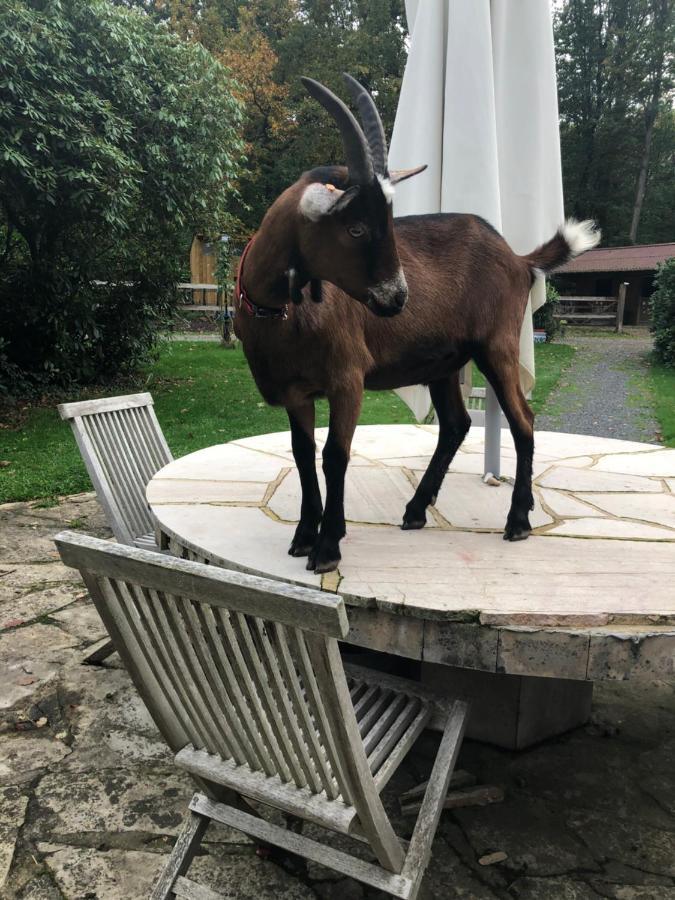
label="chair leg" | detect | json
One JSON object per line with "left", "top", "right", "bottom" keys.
{"left": 151, "top": 804, "right": 210, "bottom": 900}
{"left": 401, "top": 701, "right": 469, "bottom": 900}
{"left": 82, "top": 638, "right": 116, "bottom": 665}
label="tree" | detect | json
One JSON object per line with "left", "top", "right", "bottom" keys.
{"left": 555, "top": 0, "right": 675, "bottom": 245}
{"left": 0, "top": 0, "right": 243, "bottom": 392}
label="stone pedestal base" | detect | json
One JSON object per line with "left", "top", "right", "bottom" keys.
{"left": 421, "top": 662, "right": 593, "bottom": 750}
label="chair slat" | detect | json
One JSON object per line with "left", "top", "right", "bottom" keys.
{"left": 287, "top": 627, "right": 353, "bottom": 806}
{"left": 196, "top": 604, "right": 272, "bottom": 775}
{"left": 272, "top": 622, "right": 339, "bottom": 800}
{"left": 145, "top": 588, "right": 232, "bottom": 759}
{"left": 213, "top": 608, "right": 288, "bottom": 777}
{"left": 83, "top": 414, "right": 142, "bottom": 537}
{"left": 251, "top": 618, "right": 321, "bottom": 791}
{"left": 362, "top": 693, "right": 408, "bottom": 754}
{"left": 162, "top": 593, "right": 242, "bottom": 763}
{"left": 367, "top": 698, "right": 423, "bottom": 772}
{"left": 179, "top": 596, "right": 260, "bottom": 769}
{"left": 113, "top": 579, "right": 204, "bottom": 750}
{"left": 229, "top": 612, "right": 304, "bottom": 786}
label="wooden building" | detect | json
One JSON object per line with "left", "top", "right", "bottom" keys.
{"left": 554, "top": 242, "right": 675, "bottom": 326}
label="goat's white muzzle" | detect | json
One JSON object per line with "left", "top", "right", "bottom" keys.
{"left": 366, "top": 269, "right": 408, "bottom": 317}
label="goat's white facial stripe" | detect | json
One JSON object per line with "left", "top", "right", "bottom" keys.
{"left": 299, "top": 183, "right": 343, "bottom": 221}
{"left": 377, "top": 174, "right": 395, "bottom": 204}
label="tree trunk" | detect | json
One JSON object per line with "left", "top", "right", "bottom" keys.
{"left": 628, "top": 108, "right": 657, "bottom": 244}
{"left": 628, "top": 0, "right": 670, "bottom": 244}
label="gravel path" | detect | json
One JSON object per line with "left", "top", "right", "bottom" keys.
{"left": 537, "top": 331, "right": 661, "bottom": 443}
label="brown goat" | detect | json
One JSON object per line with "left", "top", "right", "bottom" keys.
{"left": 233, "top": 75, "right": 600, "bottom": 573}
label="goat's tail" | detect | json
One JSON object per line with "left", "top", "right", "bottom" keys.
{"left": 523, "top": 218, "right": 601, "bottom": 278}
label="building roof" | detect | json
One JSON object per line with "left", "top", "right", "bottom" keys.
{"left": 556, "top": 242, "right": 675, "bottom": 274}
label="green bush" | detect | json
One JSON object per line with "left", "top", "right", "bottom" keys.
{"left": 651, "top": 258, "right": 675, "bottom": 367}
{"left": 533, "top": 282, "right": 562, "bottom": 341}
{"left": 0, "top": 0, "right": 243, "bottom": 396}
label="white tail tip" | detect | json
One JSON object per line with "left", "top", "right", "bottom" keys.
{"left": 561, "top": 218, "right": 601, "bottom": 257}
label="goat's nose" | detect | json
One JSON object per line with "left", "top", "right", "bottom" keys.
{"left": 393, "top": 287, "right": 407, "bottom": 310}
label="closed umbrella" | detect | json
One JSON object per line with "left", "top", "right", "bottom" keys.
{"left": 389, "top": 0, "right": 565, "bottom": 476}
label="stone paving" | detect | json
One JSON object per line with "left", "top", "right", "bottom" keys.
{"left": 2, "top": 494, "right": 675, "bottom": 899}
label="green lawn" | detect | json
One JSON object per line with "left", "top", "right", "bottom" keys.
{"left": 471, "top": 342, "right": 575, "bottom": 414}
{"left": 0, "top": 340, "right": 574, "bottom": 504}
{"left": 651, "top": 361, "right": 675, "bottom": 447}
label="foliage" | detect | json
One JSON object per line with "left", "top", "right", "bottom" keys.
{"left": 555, "top": 0, "right": 674, "bottom": 245}
{"left": 0, "top": 0, "right": 243, "bottom": 394}
{"left": 650, "top": 258, "right": 675, "bottom": 367}
{"left": 533, "top": 283, "right": 563, "bottom": 342}
{"left": 146, "top": 0, "right": 407, "bottom": 232}
{"left": 650, "top": 359, "right": 675, "bottom": 445}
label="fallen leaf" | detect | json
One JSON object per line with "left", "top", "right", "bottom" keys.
{"left": 16, "top": 676, "right": 35, "bottom": 686}
{"left": 0, "top": 460, "right": 11, "bottom": 468}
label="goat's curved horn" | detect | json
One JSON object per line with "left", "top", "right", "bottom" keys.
{"left": 301, "top": 76, "right": 374, "bottom": 185}
{"left": 342, "top": 73, "right": 388, "bottom": 176}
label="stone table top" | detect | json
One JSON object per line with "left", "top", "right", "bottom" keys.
{"left": 148, "top": 425, "right": 675, "bottom": 636}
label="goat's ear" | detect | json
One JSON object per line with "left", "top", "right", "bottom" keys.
{"left": 299, "top": 183, "right": 360, "bottom": 221}
{"left": 389, "top": 164, "right": 427, "bottom": 185}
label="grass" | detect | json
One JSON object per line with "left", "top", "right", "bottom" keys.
{"left": 650, "top": 360, "right": 675, "bottom": 447}
{"left": 471, "top": 342, "right": 575, "bottom": 414}
{"left": 0, "top": 340, "right": 573, "bottom": 504}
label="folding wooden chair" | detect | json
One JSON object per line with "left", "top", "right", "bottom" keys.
{"left": 54, "top": 531, "right": 469, "bottom": 900}
{"left": 57, "top": 393, "right": 172, "bottom": 663}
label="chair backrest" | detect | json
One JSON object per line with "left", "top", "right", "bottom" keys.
{"left": 54, "top": 531, "right": 405, "bottom": 871}
{"left": 58, "top": 393, "right": 172, "bottom": 545}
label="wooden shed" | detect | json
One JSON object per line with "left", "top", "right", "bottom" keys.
{"left": 554, "top": 242, "right": 675, "bottom": 326}
{"left": 188, "top": 235, "right": 220, "bottom": 306}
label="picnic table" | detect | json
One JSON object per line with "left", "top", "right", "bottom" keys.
{"left": 147, "top": 424, "right": 675, "bottom": 749}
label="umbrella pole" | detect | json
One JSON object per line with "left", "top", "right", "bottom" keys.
{"left": 483, "top": 385, "right": 501, "bottom": 478}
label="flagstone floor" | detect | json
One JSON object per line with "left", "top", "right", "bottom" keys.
{"left": 2, "top": 482, "right": 675, "bottom": 897}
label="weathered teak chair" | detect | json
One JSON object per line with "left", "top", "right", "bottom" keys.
{"left": 54, "top": 531, "right": 469, "bottom": 900}
{"left": 57, "top": 393, "right": 172, "bottom": 663}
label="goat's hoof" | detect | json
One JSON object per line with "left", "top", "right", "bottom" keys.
{"left": 289, "top": 539, "right": 314, "bottom": 557}
{"left": 503, "top": 521, "right": 531, "bottom": 541}
{"left": 307, "top": 539, "right": 341, "bottom": 574}
{"left": 289, "top": 525, "right": 319, "bottom": 557}
{"left": 401, "top": 517, "right": 426, "bottom": 530}
{"left": 402, "top": 504, "right": 427, "bottom": 530}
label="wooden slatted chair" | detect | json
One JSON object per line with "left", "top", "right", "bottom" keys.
{"left": 58, "top": 393, "right": 172, "bottom": 663}
{"left": 54, "top": 531, "right": 469, "bottom": 900}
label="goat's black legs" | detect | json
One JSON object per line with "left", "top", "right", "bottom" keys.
{"left": 402, "top": 373, "right": 471, "bottom": 530}
{"left": 307, "top": 382, "right": 362, "bottom": 574}
{"left": 287, "top": 403, "right": 323, "bottom": 557}
{"left": 475, "top": 351, "right": 535, "bottom": 540}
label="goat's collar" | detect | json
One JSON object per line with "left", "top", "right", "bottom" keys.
{"left": 236, "top": 237, "right": 289, "bottom": 320}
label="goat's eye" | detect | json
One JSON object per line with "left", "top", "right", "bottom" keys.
{"left": 348, "top": 224, "right": 365, "bottom": 239}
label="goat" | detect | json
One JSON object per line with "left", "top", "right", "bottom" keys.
{"left": 233, "top": 75, "right": 600, "bottom": 574}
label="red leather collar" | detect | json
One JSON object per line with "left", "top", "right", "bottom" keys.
{"left": 235, "top": 238, "right": 289, "bottom": 320}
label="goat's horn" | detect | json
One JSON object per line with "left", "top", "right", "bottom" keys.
{"left": 301, "top": 76, "right": 374, "bottom": 185}
{"left": 342, "top": 73, "right": 388, "bottom": 176}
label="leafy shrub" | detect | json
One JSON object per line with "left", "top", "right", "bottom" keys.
{"left": 651, "top": 258, "right": 675, "bottom": 367}
{"left": 0, "top": 0, "right": 243, "bottom": 396}
{"left": 533, "top": 282, "right": 562, "bottom": 341}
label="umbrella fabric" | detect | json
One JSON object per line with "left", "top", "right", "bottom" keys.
{"left": 389, "top": 0, "right": 564, "bottom": 420}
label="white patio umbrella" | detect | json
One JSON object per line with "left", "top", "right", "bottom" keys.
{"left": 389, "top": 0, "right": 565, "bottom": 476}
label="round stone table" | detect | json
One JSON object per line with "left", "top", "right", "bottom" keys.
{"left": 148, "top": 425, "right": 675, "bottom": 748}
